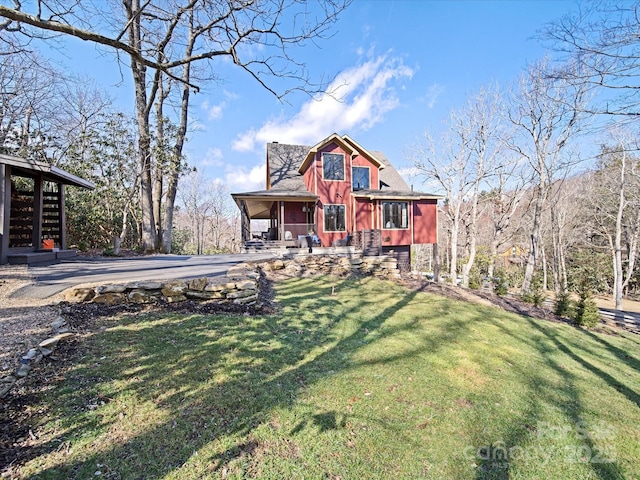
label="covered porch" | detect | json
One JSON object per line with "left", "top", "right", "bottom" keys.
{"left": 231, "top": 190, "right": 319, "bottom": 248}
{"left": 0, "top": 154, "right": 95, "bottom": 264}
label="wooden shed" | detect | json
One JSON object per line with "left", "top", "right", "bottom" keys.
{"left": 0, "top": 154, "right": 95, "bottom": 265}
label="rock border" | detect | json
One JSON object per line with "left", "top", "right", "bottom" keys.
{"left": 0, "top": 316, "right": 74, "bottom": 398}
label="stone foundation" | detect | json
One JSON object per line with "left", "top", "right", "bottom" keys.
{"left": 262, "top": 254, "right": 400, "bottom": 279}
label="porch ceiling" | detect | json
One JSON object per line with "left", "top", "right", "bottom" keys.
{"left": 231, "top": 190, "right": 318, "bottom": 219}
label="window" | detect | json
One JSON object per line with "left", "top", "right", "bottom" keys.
{"left": 352, "top": 166, "right": 370, "bottom": 190}
{"left": 322, "top": 153, "right": 345, "bottom": 181}
{"left": 324, "top": 204, "right": 346, "bottom": 232}
{"left": 382, "top": 202, "right": 408, "bottom": 229}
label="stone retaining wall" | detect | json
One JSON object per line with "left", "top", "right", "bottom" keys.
{"left": 63, "top": 263, "right": 261, "bottom": 306}
{"left": 62, "top": 255, "right": 400, "bottom": 307}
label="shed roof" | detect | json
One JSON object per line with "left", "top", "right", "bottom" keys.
{"left": 0, "top": 154, "right": 95, "bottom": 189}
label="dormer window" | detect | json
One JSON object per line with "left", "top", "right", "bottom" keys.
{"left": 322, "top": 153, "right": 345, "bottom": 181}
{"left": 352, "top": 166, "right": 370, "bottom": 190}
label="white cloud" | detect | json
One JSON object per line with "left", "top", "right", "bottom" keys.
{"left": 423, "top": 83, "right": 445, "bottom": 109}
{"left": 225, "top": 163, "right": 266, "bottom": 192}
{"left": 201, "top": 99, "right": 226, "bottom": 120}
{"left": 397, "top": 166, "right": 421, "bottom": 178}
{"left": 232, "top": 54, "right": 414, "bottom": 152}
{"left": 199, "top": 147, "right": 224, "bottom": 167}
{"left": 223, "top": 89, "right": 239, "bottom": 100}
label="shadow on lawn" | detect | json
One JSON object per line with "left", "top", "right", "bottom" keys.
{"left": 28, "top": 276, "right": 463, "bottom": 478}
{"left": 470, "top": 316, "right": 628, "bottom": 480}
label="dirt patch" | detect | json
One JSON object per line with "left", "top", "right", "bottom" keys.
{"left": 404, "top": 278, "right": 569, "bottom": 325}
{"left": 0, "top": 266, "right": 64, "bottom": 376}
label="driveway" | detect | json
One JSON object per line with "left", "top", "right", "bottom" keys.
{"left": 9, "top": 253, "right": 276, "bottom": 299}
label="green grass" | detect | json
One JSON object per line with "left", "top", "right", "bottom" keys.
{"left": 15, "top": 276, "right": 640, "bottom": 479}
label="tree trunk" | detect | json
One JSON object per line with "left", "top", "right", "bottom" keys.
{"left": 126, "top": 0, "right": 156, "bottom": 252}
{"left": 449, "top": 221, "right": 459, "bottom": 285}
{"left": 161, "top": 16, "right": 194, "bottom": 254}
{"left": 522, "top": 183, "right": 545, "bottom": 292}
{"left": 541, "top": 243, "right": 548, "bottom": 291}
{"left": 461, "top": 192, "right": 478, "bottom": 288}
{"left": 153, "top": 78, "right": 167, "bottom": 250}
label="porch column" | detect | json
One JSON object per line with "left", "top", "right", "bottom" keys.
{"left": 279, "top": 201, "right": 284, "bottom": 241}
{"left": 240, "top": 200, "right": 250, "bottom": 242}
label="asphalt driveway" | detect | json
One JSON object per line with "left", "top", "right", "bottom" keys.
{"left": 8, "top": 253, "right": 276, "bottom": 299}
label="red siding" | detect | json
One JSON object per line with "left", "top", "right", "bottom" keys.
{"left": 355, "top": 198, "right": 372, "bottom": 231}
{"left": 313, "top": 143, "right": 353, "bottom": 246}
{"left": 413, "top": 199, "right": 438, "bottom": 244}
{"left": 283, "top": 202, "right": 306, "bottom": 224}
{"left": 297, "top": 139, "right": 439, "bottom": 247}
{"left": 380, "top": 227, "right": 413, "bottom": 246}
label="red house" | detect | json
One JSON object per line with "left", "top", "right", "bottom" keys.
{"left": 232, "top": 134, "right": 441, "bottom": 269}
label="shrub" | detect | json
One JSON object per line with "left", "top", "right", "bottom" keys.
{"left": 570, "top": 263, "right": 601, "bottom": 328}
{"left": 521, "top": 272, "right": 545, "bottom": 307}
{"left": 554, "top": 289, "right": 573, "bottom": 317}
{"left": 492, "top": 269, "right": 509, "bottom": 296}
{"left": 103, "top": 247, "right": 119, "bottom": 257}
{"left": 572, "top": 294, "right": 600, "bottom": 328}
{"left": 468, "top": 268, "right": 481, "bottom": 290}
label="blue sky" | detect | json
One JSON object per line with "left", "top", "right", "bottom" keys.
{"left": 52, "top": 0, "right": 581, "bottom": 192}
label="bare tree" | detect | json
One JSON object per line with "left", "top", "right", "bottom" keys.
{"left": 589, "top": 130, "right": 640, "bottom": 309}
{"left": 542, "top": 1, "right": 640, "bottom": 117}
{"left": 480, "top": 159, "right": 529, "bottom": 278}
{"left": 0, "top": 46, "right": 65, "bottom": 157}
{"left": 179, "top": 170, "right": 211, "bottom": 255}
{"left": 508, "top": 60, "right": 588, "bottom": 293}
{"left": 1, "top": 0, "right": 350, "bottom": 251}
{"left": 410, "top": 86, "right": 505, "bottom": 287}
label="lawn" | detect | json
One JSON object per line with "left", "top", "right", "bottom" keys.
{"left": 11, "top": 276, "right": 640, "bottom": 479}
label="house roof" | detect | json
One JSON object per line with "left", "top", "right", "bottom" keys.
{"left": 0, "top": 154, "right": 95, "bottom": 189}
{"left": 298, "top": 133, "right": 355, "bottom": 173}
{"left": 297, "top": 134, "right": 383, "bottom": 173}
{"left": 372, "top": 151, "right": 410, "bottom": 191}
{"left": 352, "top": 189, "right": 442, "bottom": 201}
{"left": 341, "top": 135, "right": 384, "bottom": 170}
{"left": 267, "top": 143, "right": 310, "bottom": 191}
{"left": 262, "top": 135, "right": 440, "bottom": 198}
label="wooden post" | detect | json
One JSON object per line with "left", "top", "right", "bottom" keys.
{"left": 59, "top": 183, "right": 67, "bottom": 249}
{"left": 240, "top": 200, "right": 249, "bottom": 242}
{"left": 33, "top": 175, "right": 43, "bottom": 250}
{"left": 0, "top": 164, "right": 9, "bottom": 264}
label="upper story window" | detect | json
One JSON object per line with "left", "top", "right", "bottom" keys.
{"left": 322, "top": 153, "right": 345, "bottom": 181}
{"left": 382, "top": 201, "right": 409, "bottom": 229}
{"left": 352, "top": 166, "right": 370, "bottom": 190}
